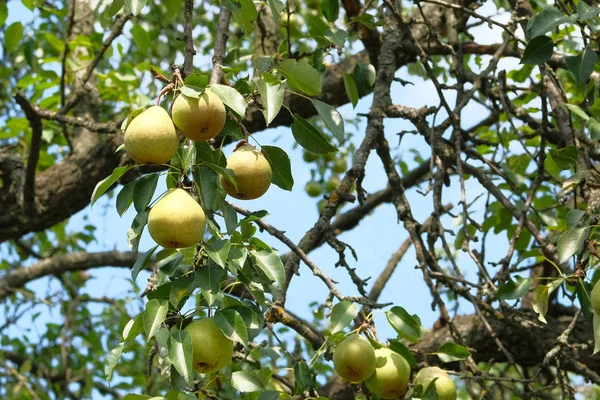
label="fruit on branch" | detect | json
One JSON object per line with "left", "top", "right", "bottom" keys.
{"left": 332, "top": 158, "right": 347, "bottom": 173}
{"left": 365, "top": 347, "right": 411, "bottom": 399}
{"left": 333, "top": 334, "right": 376, "bottom": 383}
{"left": 305, "top": 181, "right": 323, "bottom": 198}
{"left": 303, "top": 151, "right": 319, "bottom": 162}
{"left": 124, "top": 106, "right": 179, "bottom": 164}
{"left": 148, "top": 188, "right": 206, "bottom": 248}
{"left": 414, "top": 366, "right": 457, "bottom": 400}
{"left": 221, "top": 144, "right": 272, "bottom": 200}
{"left": 325, "top": 176, "right": 341, "bottom": 193}
{"left": 185, "top": 318, "right": 233, "bottom": 374}
{"left": 171, "top": 90, "right": 226, "bottom": 141}
{"left": 591, "top": 279, "right": 600, "bottom": 314}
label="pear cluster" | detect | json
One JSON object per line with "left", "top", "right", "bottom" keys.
{"left": 332, "top": 334, "right": 457, "bottom": 399}
{"left": 123, "top": 88, "right": 274, "bottom": 249}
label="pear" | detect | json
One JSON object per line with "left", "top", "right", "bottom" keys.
{"left": 124, "top": 106, "right": 179, "bottom": 164}
{"left": 365, "top": 347, "right": 411, "bottom": 399}
{"left": 171, "top": 90, "right": 226, "bottom": 141}
{"left": 414, "top": 366, "right": 457, "bottom": 400}
{"left": 591, "top": 279, "right": 600, "bottom": 314}
{"left": 221, "top": 144, "right": 272, "bottom": 200}
{"left": 185, "top": 318, "right": 233, "bottom": 374}
{"left": 148, "top": 188, "right": 206, "bottom": 248}
{"left": 333, "top": 334, "right": 376, "bottom": 383}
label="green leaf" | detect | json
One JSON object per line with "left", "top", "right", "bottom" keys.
{"left": 312, "top": 99, "right": 344, "bottom": 143}
{"left": 124, "top": 0, "right": 148, "bottom": 16}
{"left": 104, "top": 342, "right": 124, "bottom": 384}
{"left": 330, "top": 301, "right": 358, "bottom": 333}
{"left": 194, "top": 264, "right": 226, "bottom": 306}
{"left": 594, "top": 313, "right": 600, "bottom": 355}
{"left": 185, "top": 73, "right": 208, "bottom": 91}
{"left": 261, "top": 145, "right": 294, "bottom": 191}
{"left": 576, "top": 280, "right": 594, "bottom": 320}
{"left": 116, "top": 180, "right": 136, "bottom": 216}
{"left": 131, "top": 24, "right": 150, "bottom": 54}
{"left": 194, "top": 166, "right": 218, "bottom": 211}
{"left": 208, "top": 84, "right": 247, "bottom": 117}
{"left": 567, "top": 209, "right": 587, "bottom": 228}
{"left": 566, "top": 45, "right": 598, "bottom": 85}
{"left": 180, "top": 85, "right": 203, "bottom": 99}
{"left": 44, "top": 32, "right": 65, "bottom": 53}
{"left": 232, "top": 371, "right": 264, "bottom": 392}
{"left": 386, "top": 306, "right": 421, "bottom": 343}
{"left": 169, "top": 331, "right": 193, "bottom": 384}
{"left": 123, "top": 395, "right": 151, "bottom": 400}
{"left": 128, "top": 209, "right": 149, "bottom": 252}
{"left": 91, "top": 165, "right": 135, "bottom": 206}
{"left": 353, "top": 62, "right": 376, "bottom": 96}
{"left": 131, "top": 245, "right": 158, "bottom": 282}
{"left": 110, "top": 0, "right": 124, "bottom": 15}
{"left": 169, "top": 276, "right": 197, "bottom": 308}
{"left": 497, "top": 275, "right": 532, "bottom": 300}
{"left": 257, "top": 77, "right": 284, "bottom": 125}
{"left": 0, "top": 2, "right": 8, "bottom": 26}
{"left": 251, "top": 249, "right": 285, "bottom": 289}
{"left": 388, "top": 340, "right": 417, "bottom": 368}
{"left": 258, "top": 391, "right": 281, "bottom": 400}
{"left": 222, "top": 0, "right": 257, "bottom": 34}
{"left": 268, "top": 0, "right": 285, "bottom": 22}
{"left": 291, "top": 114, "right": 338, "bottom": 154}
{"left": 342, "top": 73, "right": 359, "bottom": 108}
{"left": 144, "top": 299, "right": 168, "bottom": 341}
{"left": 557, "top": 227, "right": 588, "bottom": 264}
{"left": 5, "top": 22, "right": 23, "bottom": 53}
{"left": 578, "top": 0, "right": 600, "bottom": 21}
{"left": 205, "top": 238, "right": 231, "bottom": 268}
{"left": 533, "top": 279, "right": 562, "bottom": 323}
{"left": 321, "top": 0, "right": 340, "bottom": 22}
{"left": 548, "top": 146, "right": 578, "bottom": 170}
{"left": 122, "top": 313, "right": 145, "bottom": 342}
{"left": 276, "top": 59, "right": 322, "bottom": 96}
{"left": 521, "top": 36, "right": 553, "bottom": 65}
{"left": 294, "top": 361, "right": 315, "bottom": 391}
{"left": 215, "top": 309, "right": 249, "bottom": 345}
{"left": 565, "top": 104, "right": 590, "bottom": 121}
{"left": 219, "top": 200, "right": 238, "bottom": 234}
{"left": 436, "top": 342, "right": 472, "bottom": 362}
{"left": 133, "top": 174, "right": 159, "bottom": 213}
{"left": 527, "top": 7, "right": 568, "bottom": 38}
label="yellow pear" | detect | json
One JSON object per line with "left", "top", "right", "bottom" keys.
{"left": 148, "top": 188, "right": 206, "bottom": 248}
{"left": 591, "top": 279, "right": 600, "bottom": 314}
{"left": 333, "top": 334, "right": 376, "bottom": 383}
{"left": 221, "top": 144, "right": 272, "bottom": 200}
{"left": 365, "top": 347, "right": 411, "bottom": 399}
{"left": 414, "top": 366, "right": 457, "bottom": 400}
{"left": 185, "top": 318, "right": 233, "bottom": 374}
{"left": 171, "top": 90, "right": 226, "bottom": 141}
{"left": 124, "top": 106, "right": 179, "bottom": 164}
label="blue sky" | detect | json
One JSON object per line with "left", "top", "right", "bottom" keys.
{"left": 1, "top": 1, "right": 529, "bottom": 397}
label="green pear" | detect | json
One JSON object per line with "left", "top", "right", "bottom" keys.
{"left": 124, "top": 106, "right": 179, "bottom": 164}
{"left": 414, "top": 366, "right": 457, "bottom": 400}
{"left": 365, "top": 347, "right": 411, "bottom": 399}
{"left": 591, "top": 279, "right": 600, "bottom": 314}
{"left": 185, "top": 318, "right": 233, "bottom": 374}
{"left": 333, "top": 334, "right": 376, "bottom": 383}
{"left": 148, "top": 188, "right": 206, "bottom": 248}
{"left": 171, "top": 90, "right": 226, "bottom": 141}
{"left": 221, "top": 144, "right": 272, "bottom": 200}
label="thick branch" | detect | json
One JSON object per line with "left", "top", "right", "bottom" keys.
{"left": 0, "top": 251, "right": 137, "bottom": 301}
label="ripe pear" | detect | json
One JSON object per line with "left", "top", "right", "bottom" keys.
{"left": 148, "top": 188, "right": 206, "bottom": 248}
{"left": 171, "top": 90, "right": 226, "bottom": 141}
{"left": 184, "top": 318, "right": 233, "bottom": 374}
{"left": 591, "top": 279, "right": 600, "bottom": 314}
{"left": 221, "top": 144, "right": 272, "bottom": 200}
{"left": 333, "top": 334, "right": 376, "bottom": 383}
{"left": 365, "top": 348, "right": 411, "bottom": 399}
{"left": 414, "top": 367, "right": 457, "bottom": 400}
{"left": 124, "top": 106, "right": 179, "bottom": 164}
